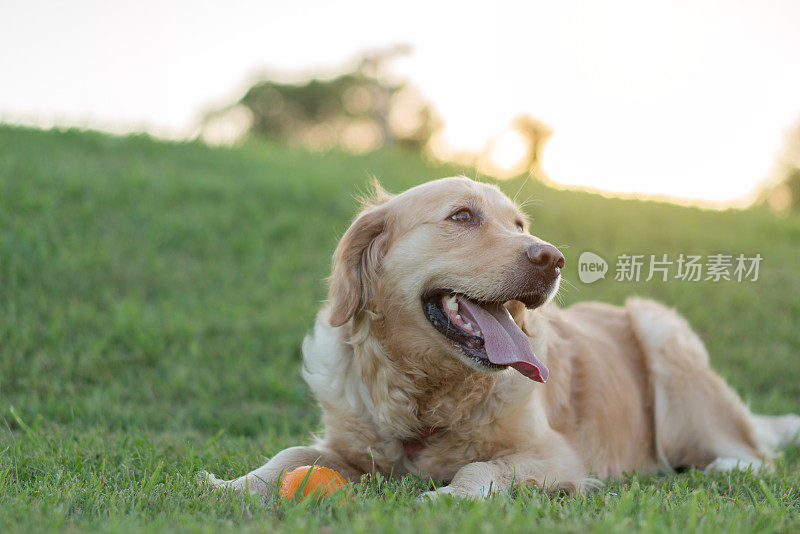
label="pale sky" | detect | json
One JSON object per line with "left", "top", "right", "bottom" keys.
{"left": 2, "top": 0, "right": 800, "bottom": 204}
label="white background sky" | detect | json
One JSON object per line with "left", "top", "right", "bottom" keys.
{"left": 2, "top": 0, "right": 800, "bottom": 204}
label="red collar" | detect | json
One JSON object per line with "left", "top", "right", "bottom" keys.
{"left": 401, "top": 427, "right": 442, "bottom": 460}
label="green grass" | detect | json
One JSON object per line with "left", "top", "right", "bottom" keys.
{"left": 1, "top": 125, "right": 800, "bottom": 532}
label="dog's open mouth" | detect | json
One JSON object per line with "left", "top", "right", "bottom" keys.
{"left": 422, "top": 292, "right": 549, "bottom": 382}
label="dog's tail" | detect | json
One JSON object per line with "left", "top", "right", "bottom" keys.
{"left": 752, "top": 414, "right": 800, "bottom": 452}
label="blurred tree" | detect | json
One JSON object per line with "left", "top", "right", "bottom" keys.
{"left": 202, "top": 45, "right": 440, "bottom": 153}
{"left": 761, "top": 119, "right": 800, "bottom": 211}
{"left": 512, "top": 114, "right": 552, "bottom": 174}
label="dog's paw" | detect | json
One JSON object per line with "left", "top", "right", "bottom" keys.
{"left": 417, "top": 485, "right": 457, "bottom": 502}
{"left": 704, "top": 457, "right": 770, "bottom": 474}
{"left": 575, "top": 477, "right": 604, "bottom": 494}
{"left": 418, "top": 484, "right": 496, "bottom": 502}
{"left": 198, "top": 470, "right": 228, "bottom": 490}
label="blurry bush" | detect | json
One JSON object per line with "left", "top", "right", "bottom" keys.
{"left": 760, "top": 119, "right": 800, "bottom": 212}
{"left": 201, "top": 45, "right": 441, "bottom": 153}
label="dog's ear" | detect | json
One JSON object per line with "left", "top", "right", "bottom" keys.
{"left": 328, "top": 182, "right": 393, "bottom": 327}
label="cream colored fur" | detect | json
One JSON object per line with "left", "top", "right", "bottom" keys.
{"left": 203, "top": 177, "right": 800, "bottom": 500}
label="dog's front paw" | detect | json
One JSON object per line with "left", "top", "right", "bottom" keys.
{"left": 704, "top": 457, "right": 770, "bottom": 474}
{"left": 418, "top": 483, "right": 497, "bottom": 502}
{"left": 198, "top": 470, "right": 228, "bottom": 490}
{"left": 418, "top": 485, "right": 457, "bottom": 502}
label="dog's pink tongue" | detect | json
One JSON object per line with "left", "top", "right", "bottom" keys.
{"left": 458, "top": 299, "right": 548, "bottom": 382}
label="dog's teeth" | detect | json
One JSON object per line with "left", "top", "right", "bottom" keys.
{"left": 455, "top": 314, "right": 462, "bottom": 320}
{"left": 446, "top": 296, "right": 458, "bottom": 311}
{"left": 464, "top": 322, "right": 473, "bottom": 331}
{"left": 475, "top": 330, "right": 482, "bottom": 337}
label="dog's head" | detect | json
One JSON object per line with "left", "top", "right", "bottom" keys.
{"left": 328, "top": 177, "right": 563, "bottom": 382}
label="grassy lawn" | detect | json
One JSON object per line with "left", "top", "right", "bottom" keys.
{"left": 2, "top": 125, "right": 800, "bottom": 532}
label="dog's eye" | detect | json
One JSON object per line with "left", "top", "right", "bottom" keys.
{"left": 450, "top": 209, "right": 473, "bottom": 223}
{"left": 516, "top": 221, "right": 525, "bottom": 232}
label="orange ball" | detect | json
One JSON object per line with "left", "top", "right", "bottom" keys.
{"left": 278, "top": 465, "right": 348, "bottom": 501}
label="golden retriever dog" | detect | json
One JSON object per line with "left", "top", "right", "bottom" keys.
{"left": 204, "top": 176, "right": 800, "bottom": 499}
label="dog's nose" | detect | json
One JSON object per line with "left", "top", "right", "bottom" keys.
{"left": 526, "top": 243, "right": 565, "bottom": 272}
